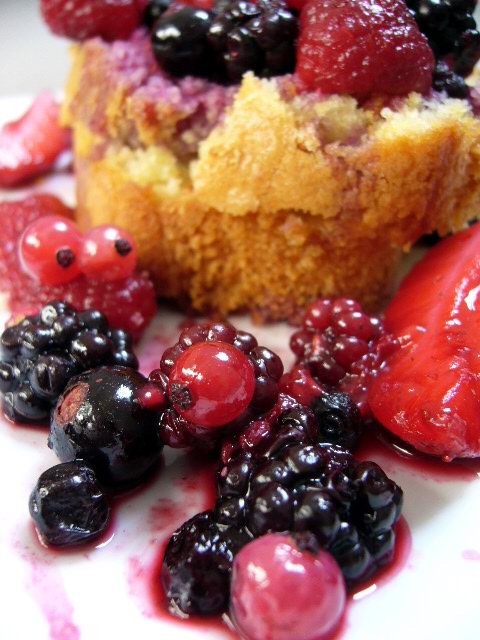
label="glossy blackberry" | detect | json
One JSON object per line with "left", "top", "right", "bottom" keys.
{"left": 29, "top": 461, "right": 110, "bottom": 547}
{"left": 208, "top": 0, "right": 298, "bottom": 83}
{"left": 311, "top": 391, "right": 362, "bottom": 451}
{"left": 49, "top": 366, "right": 163, "bottom": 488}
{"left": 156, "top": 321, "right": 283, "bottom": 448}
{"left": 406, "top": 0, "right": 480, "bottom": 87}
{"left": 217, "top": 443, "right": 403, "bottom": 587}
{"left": 433, "top": 61, "right": 470, "bottom": 98}
{"left": 162, "top": 511, "right": 252, "bottom": 615}
{"left": 150, "top": 0, "right": 298, "bottom": 84}
{"left": 151, "top": 7, "right": 215, "bottom": 78}
{"left": 0, "top": 301, "right": 139, "bottom": 424}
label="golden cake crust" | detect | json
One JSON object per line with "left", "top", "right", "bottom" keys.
{"left": 63, "top": 38, "right": 480, "bottom": 319}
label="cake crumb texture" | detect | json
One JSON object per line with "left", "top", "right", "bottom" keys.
{"left": 64, "top": 34, "right": 480, "bottom": 319}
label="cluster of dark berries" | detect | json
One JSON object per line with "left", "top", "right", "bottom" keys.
{"left": 0, "top": 301, "right": 138, "bottom": 424}
{"left": 220, "top": 390, "right": 363, "bottom": 466}
{"left": 154, "top": 320, "right": 283, "bottom": 448}
{"left": 149, "top": 0, "right": 298, "bottom": 84}
{"left": 163, "top": 436, "right": 403, "bottom": 616}
{"left": 281, "top": 298, "right": 398, "bottom": 419}
{"left": 406, "top": 0, "right": 480, "bottom": 97}
{"left": 31, "top": 365, "right": 165, "bottom": 546}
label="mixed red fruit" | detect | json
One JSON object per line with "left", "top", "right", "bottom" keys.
{"left": 0, "top": 196, "right": 156, "bottom": 340}
{"left": 2, "top": 221, "right": 480, "bottom": 637}
{"left": 39, "top": 0, "right": 480, "bottom": 99}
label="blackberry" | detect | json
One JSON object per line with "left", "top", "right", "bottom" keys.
{"left": 163, "top": 440, "right": 402, "bottom": 616}
{"left": 156, "top": 321, "right": 283, "bottom": 448}
{"left": 0, "top": 301, "right": 139, "bottom": 424}
{"left": 162, "top": 511, "right": 252, "bottom": 615}
{"left": 49, "top": 366, "right": 164, "bottom": 488}
{"left": 283, "top": 298, "right": 398, "bottom": 419}
{"left": 29, "top": 461, "right": 110, "bottom": 547}
{"left": 311, "top": 391, "right": 362, "bottom": 451}
{"left": 150, "top": 0, "right": 298, "bottom": 84}
{"left": 433, "top": 60, "right": 470, "bottom": 98}
{"left": 217, "top": 443, "right": 403, "bottom": 586}
{"left": 406, "top": 0, "right": 480, "bottom": 95}
{"left": 207, "top": 0, "right": 298, "bottom": 83}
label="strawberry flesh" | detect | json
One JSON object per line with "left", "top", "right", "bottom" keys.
{"left": 369, "top": 224, "right": 480, "bottom": 459}
{"left": 0, "top": 93, "right": 70, "bottom": 188}
{"left": 296, "top": 0, "right": 435, "bottom": 98}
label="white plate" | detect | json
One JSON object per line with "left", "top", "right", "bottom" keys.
{"left": 1, "top": 96, "right": 480, "bottom": 640}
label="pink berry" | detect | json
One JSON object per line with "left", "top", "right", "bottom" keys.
{"left": 79, "top": 225, "right": 137, "bottom": 282}
{"left": 296, "top": 0, "right": 434, "bottom": 97}
{"left": 19, "top": 215, "right": 83, "bottom": 286}
{"left": 169, "top": 342, "right": 256, "bottom": 428}
{"left": 40, "top": 0, "right": 143, "bottom": 42}
{"left": 231, "top": 534, "right": 346, "bottom": 640}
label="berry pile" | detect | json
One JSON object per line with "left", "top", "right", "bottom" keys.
{"left": 0, "top": 301, "right": 138, "bottom": 424}
{"left": 163, "top": 439, "right": 403, "bottom": 615}
{"left": 153, "top": 321, "right": 283, "bottom": 447}
{"left": 281, "top": 298, "right": 398, "bottom": 418}
{"left": 406, "top": 0, "right": 480, "bottom": 97}
{"left": 0, "top": 196, "right": 156, "bottom": 340}
{"left": 151, "top": 0, "right": 298, "bottom": 84}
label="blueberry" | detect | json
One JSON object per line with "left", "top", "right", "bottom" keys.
{"left": 49, "top": 366, "right": 164, "bottom": 488}
{"left": 29, "top": 461, "right": 110, "bottom": 547}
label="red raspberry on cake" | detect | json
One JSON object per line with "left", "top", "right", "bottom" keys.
{"left": 40, "top": 0, "right": 144, "bottom": 42}
{"left": 0, "top": 93, "right": 70, "bottom": 188}
{"left": 296, "top": 0, "right": 435, "bottom": 96}
{"left": 369, "top": 223, "right": 480, "bottom": 460}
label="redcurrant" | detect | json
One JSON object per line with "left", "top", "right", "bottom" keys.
{"left": 168, "top": 341, "right": 256, "bottom": 428}
{"left": 79, "top": 225, "right": 137, "bottom": 282}
{"left": 19, "top": 215, "right": 83, "bottom": 286}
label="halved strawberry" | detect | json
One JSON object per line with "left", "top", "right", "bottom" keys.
{"left": 368, "top": 224, "right": 480, "bottom": 459}
{"left": 0, "top": 93, "right": 70, "bottom": 188}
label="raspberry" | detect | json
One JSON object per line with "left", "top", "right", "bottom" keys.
{"left": 296, "top": 0, "right": 435, "bottom": 97}
{"left": 0, "top": 196, "right": 156, "bottom": 341}
{"left": 156, "top": 321, "right": 283, "bottom": 447}
{"left": 282, "top": 298, "right": 398, "bottom": 418}
{"left": 0, "top": 301, "right": 139, "bottom": 424}
{"left": 40, "top": 0, "right": 143, "bottom": 42}
{"left": 0, "top": 93, "right": 70, "bottom": 188}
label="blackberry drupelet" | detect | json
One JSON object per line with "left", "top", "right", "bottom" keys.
{"left": 143, "top": 0, "right": 171, "bottom": 28}
{"left": 49, "top": 366, "right": 164, "bottom": 488}
{"left": 29, "top": 461, "right": 110, "bottom": 547}
{"left": 311, "top": 391, "right": 362, "bottom": 451}
{"left": 162, "top": 511, "right": 253, "bottom": 615}
{"left": 406, "top": 0, "right": 480, "bottom": 96}
{"left": 151, "top": 0, "right": 298, "bottom": 84}
{"left": 0, "top": 301, "right": 139, "bottom": 424}
{"left": 155, "top": 321, "right": 283, "bottom": 448}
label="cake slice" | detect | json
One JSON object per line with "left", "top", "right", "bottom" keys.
{"left": 61, "top": 1, "right": 480, "bottom": 319}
